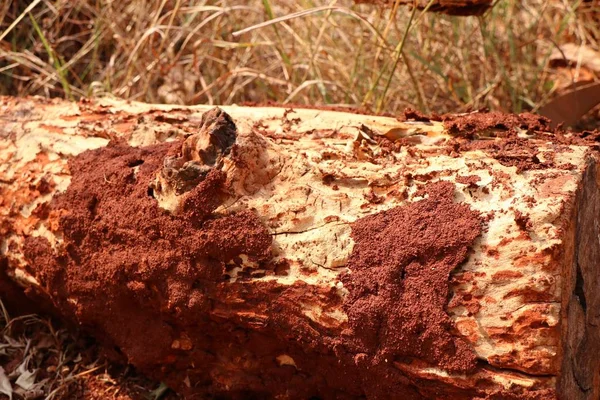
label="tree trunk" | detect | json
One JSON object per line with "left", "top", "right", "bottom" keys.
{"left": 1, "top": 96, "right": 599, "bottom": 399}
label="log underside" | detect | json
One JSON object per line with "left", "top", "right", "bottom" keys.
{"left": 1, "top": 97, "right": 599, "bottom": 399}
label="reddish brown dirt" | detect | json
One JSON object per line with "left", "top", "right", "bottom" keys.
{"left": 342, "top": 181, "right": 481, "bottom": 374}
{"left": 401, "top": 108, "right": 442, "bottom": 122}
{"left": 456, "top": 137, "right": 557, "bottom": 173}
{"left": 567, "top": 127, "right": 600, "bottom": 151}
{"left": 474, "top": 389, "right": 557, "bottom": 400}
{"left": 456, "top": 175, "right": 481, "bottom": 187}
{"left": 22, "top": 139, "right": 271, "bottom": 364}
{"left": 399, "top": 110, "right": 589, "bottom": 172}
{"left": 17, "top": 138, "right": 376, "bottom": 399}
{"left": 514, "top": 210, "right": 533, "bottom": 231}
{"left": 63, "top": 364, "right": 182, "bottom": 400}
{"left": 442, "top": 112, "right": 551, "bottom": 139}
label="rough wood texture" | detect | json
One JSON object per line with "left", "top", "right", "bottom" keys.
{"left": 354, "top": 0, "right": 493, "bottom": 15}
{"left": 1, "top": 96, "right": 599, "bottom": 399}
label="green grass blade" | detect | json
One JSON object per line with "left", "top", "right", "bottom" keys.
{"left": 28, "top": 13, "right": 73, "bottom": 99}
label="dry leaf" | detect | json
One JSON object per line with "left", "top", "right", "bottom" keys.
{"left": 539, "top": 82, "right": 600, "bottom": 127}
{"left": 15, "top": 370, "right": 36, "bottom": 390}
{"left": 0, "top": 367, "right": 13, "bottom": 400}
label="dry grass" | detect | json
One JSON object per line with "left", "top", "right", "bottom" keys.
{"left": 0, "top": 0, "right": 598, "bottom": 114}
{"left": 0, "top": 300, "right": 177, "bottom": 400}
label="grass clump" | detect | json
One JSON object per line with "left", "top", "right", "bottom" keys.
{"left": 0, "top": 0, "right": 598, "bottom": 114}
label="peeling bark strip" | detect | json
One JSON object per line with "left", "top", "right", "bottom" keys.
{"left": 1, "top": 97, "right": 600, "bottom": 399}
{"left": 354, "top": 0, "right": 493, "bottom": 16}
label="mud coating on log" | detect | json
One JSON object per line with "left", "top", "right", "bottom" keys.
{"left": 354, "top": 0, "right": 493, "bottom": 16}
{"left": 21, "top": 138, "right": 273, "bottom": 360}
{"left": 442, "top": 112, "right": 551, "bottom": 139}
{"left": 342, "top": 181, "right": 481, "bottom": 373}
{"left": 441, "top": 113, "right": 581, "bottom": 172}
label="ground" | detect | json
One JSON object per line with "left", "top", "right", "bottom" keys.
{"left": 0, "top": 308, "right": 180, "bottom": 399}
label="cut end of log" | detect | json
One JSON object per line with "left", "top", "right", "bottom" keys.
{"left": 559, "top": 160, "right": 600, "bottom": 399}
{"left": 1, "top": 97, "right": 600, "bottom": 399}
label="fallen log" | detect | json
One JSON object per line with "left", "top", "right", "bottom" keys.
{"left": 1, "top": 97, "right": 599, "bottom": 399}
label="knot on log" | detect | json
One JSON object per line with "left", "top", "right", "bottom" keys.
{"left": 182, "top": 107, "right": 237, "bottom": 166}
{"left": 149, "top": 107, "right": 237, "bottom": 200}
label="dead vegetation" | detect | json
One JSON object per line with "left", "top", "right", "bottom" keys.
{"left": 0, "top": 0, "right": 598, "bottom": 114}
{"left": 0, "top": 301, "right": 178, "bottom": 400}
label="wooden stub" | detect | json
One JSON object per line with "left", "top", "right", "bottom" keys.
{"left": 1, "top": 97, "right": 599, "bottom": 399}
{"left": 354, "top": 0, "right": 493, "bottom": 15}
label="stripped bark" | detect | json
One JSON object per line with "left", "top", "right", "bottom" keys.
{"left": 1, "top": 97, "right": 599, "bottom": 399}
